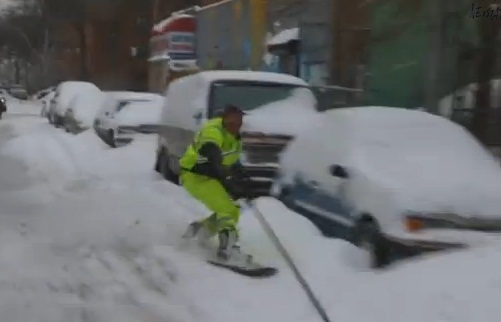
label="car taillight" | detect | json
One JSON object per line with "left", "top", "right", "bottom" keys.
{"left": 404, "top": 216, "right": 425, "bottom": 232}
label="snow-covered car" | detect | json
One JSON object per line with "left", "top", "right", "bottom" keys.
{"left": 271, "top": 106, "right": 501, "bottom": 268}
{"left": 62, "top": 88, "right": 105, "bottom": 134}
{"left": 31, "top": 86, "right": 56, "bottom": 101}
{"left": 0, "top": 95, "right": 6, "bottom": 119}
{"left": 155, "top": 70, "right": 320, "bottom": 195}
{"left": 48, "top": 81, "right": 100, "bottom": 127}
{"left": 40, "top": 90, "right": 56, "bottom": 118}
{"left": 93, "top": 91, "right": 165, "bottom": 147}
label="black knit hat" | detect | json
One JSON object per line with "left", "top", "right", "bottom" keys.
{"left": 222, "top": 104, "right": 247, "bottom": 116}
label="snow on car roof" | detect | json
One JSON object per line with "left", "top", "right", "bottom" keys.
{"left": 267, "top": 27, "right": 299, "bottom": 46}
{"left": 104, "top": 91, "right": 161, "bottom": 101}
{"left": 197, "top": 70, "right": 308, "bottom": 86}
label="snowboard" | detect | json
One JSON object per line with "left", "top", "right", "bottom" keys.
{"left": 179, "top": 235, "right": 278, "bottom": 278}
{"left": 207, "top": 258, "right": 278, "bottom": 278}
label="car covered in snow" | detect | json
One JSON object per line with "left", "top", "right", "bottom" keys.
{"left": 93, "top": 91, "right": 165, "bottom": 147}
{"left": 31, "top": 86, "right": 56, "bottom": 101}
{"left": 62, "top": 87, "right": 106, "bottom": 134}
{"left": 271, "top": 106, "right": 501, "bottom": 268}
{"left": 155, "top": 70, "right": 320, "bottom": 196}
{"left": 40, "top": 89, "right": 56, "bottom": 118}
{"left": 48, "top": 81, "right": 101, "bottom": 127}
{"left": 0, "top": 94, "right": 7, "bottom": 119}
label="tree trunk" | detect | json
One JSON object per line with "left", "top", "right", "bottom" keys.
{"left": 472, "top": 5, "right": 499, "bottom": 144}
{"left": 14, "top": 59, "right": 20, "bottom": 84}
{"left": 76, "top": 23, "right": 89, "bottom": 81}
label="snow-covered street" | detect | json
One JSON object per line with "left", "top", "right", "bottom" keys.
{"left": 2, "top": 101, "right": 501, "bottom": 322}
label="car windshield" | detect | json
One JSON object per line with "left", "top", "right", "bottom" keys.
{"left": 310, "top": 85, "right": 365, "bottom": 111}
{"left": 116, "top": 99, "right": 151, "bottom": 112}
{"left": 209, "top": 81, "right": 317, "bottom": 116}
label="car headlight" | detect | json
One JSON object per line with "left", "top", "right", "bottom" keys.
{"left": 403, "top": 215, "right": 425, "bottom": 232}
{"left": 402, "top": 211, "right": 473, "bottom": 232}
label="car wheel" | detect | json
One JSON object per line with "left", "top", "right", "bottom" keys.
{"left": 159, "top": 151, "right": 179, "bottom": 184}
{"left": 154, "top": 151, "right": 162, "bottom": 173}
{"left": 108, "top": 130, "right": 116, "bottom": 148}
{"left": 354, "top": 216, "right": 391, "bottom": 269}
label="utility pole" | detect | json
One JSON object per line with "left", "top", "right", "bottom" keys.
{"left": 424, "top": 0, "right": 443, "bottom": 115}
{"left": 152, "top": 0, "right": 160, "bottom": 23}
{"left": 472, "top": 2, "right": 500, "bottom": 144}
{"left": 42, "top": 0, "right": 50, "bottom": 87}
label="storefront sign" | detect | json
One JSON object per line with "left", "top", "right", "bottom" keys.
{"left": 169, "top": 32, "right": 195, "bottom": 53}
{"left": 149, "top": 15, "right": 196, "bottom": 61}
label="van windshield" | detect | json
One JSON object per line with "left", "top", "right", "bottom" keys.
{"left": 209, "top": 81, "right": 317, "bottom": 116}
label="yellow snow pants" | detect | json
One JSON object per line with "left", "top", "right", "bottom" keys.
{"left": 180, "top": 171, "right": 240, "bottom": 237}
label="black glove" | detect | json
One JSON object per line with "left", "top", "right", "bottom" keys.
{"left": 197, "top": 143, "right": 250, "bottom": 199}
{"left": 230, "top": 162, "right": 251, "bottom": 181}
{"left": 222, "top": 176, "right": 246, "bottom": 200}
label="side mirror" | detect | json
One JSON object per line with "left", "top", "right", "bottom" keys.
{"left": 192, "top": 111, "right": 203, "bottom": 125}
{"left": 329, "top": 164, "right": 349, "bottom": 179}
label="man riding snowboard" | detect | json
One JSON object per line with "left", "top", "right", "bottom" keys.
{"left": 180, "top": 105, "right": 252, "bottom": 264}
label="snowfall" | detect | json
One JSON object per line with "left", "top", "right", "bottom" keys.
{"left": 1, "top": 98, "right": 501, "bottom": 322}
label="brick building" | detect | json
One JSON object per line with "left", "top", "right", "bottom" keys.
{"left": 51, "top": 0, "right": 200, "bottom": 91}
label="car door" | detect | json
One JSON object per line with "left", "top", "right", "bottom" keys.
{"left": 99, "top": 101, "right": 121, "bottom": 131}
{"left": 295, "top": 148, "right": 356, "bottom": 238}
{"left": 312, "top": 169, "right": 354, "bottom": 226}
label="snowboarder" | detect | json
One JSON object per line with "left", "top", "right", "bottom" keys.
{"left": 180, "top": 105, "right": 252, "bottom": 264}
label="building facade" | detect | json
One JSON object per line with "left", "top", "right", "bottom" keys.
{"left": 50, "top": 0, "right": 199, "bottom": 91}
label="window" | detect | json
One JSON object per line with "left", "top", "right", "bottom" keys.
{"left": 208, "top": 80, "right": 316, "bottom": 117}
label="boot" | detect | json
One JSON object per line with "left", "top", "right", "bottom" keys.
{"left": 217, "top": 229, "right": 253, "bottom": 264}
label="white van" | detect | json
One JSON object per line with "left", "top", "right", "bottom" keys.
{"left": 155, "top": 70, "right": 320, "bottom": 196}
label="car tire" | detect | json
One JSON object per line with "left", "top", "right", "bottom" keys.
{"left": 159, "top": 151, "right": 179, "bottom": 184}
{"left": 354, "top": 216, "right": 391, "bottom": 269}
{"left": 108, "top": 130, "right": 116, "bottom": 148}
{"left": 154, "top": 151, "right": 161, "bottom": 173}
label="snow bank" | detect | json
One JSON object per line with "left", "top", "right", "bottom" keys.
{"left": 242, "top": 87, "right": 320, "bottom": 136}
{"left": 0, "top": 127, "right": 160, "bottom": 187}
{"left": 3, "top": 116, "right": 501, "bottom": 321}
{"left": 4, "top": 99, "right": 41, "bottom": 116}
{"left": 115, "top": 101, "right": 162, "bottom": 126}
{"left": 1, "top": 128, "right": 106, "bottom": 184}
{"left": 256, "top": 198, "right": 501, "bottom": 322}
{"left": 268, "top": 28, "right": 299, "bottom": 46}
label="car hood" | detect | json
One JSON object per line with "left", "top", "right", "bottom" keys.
{"left": 344, "top": 162, "right": 501, "bottom": 233}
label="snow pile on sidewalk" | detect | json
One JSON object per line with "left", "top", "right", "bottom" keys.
{"left": 1, "top": 116, "right": 501, "bottom": 321}
{"left": 257, "top": 199, "right": 501, "bottom": 322}
{"left": 4, "top": 98, "right": 41, "bottom": 115}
